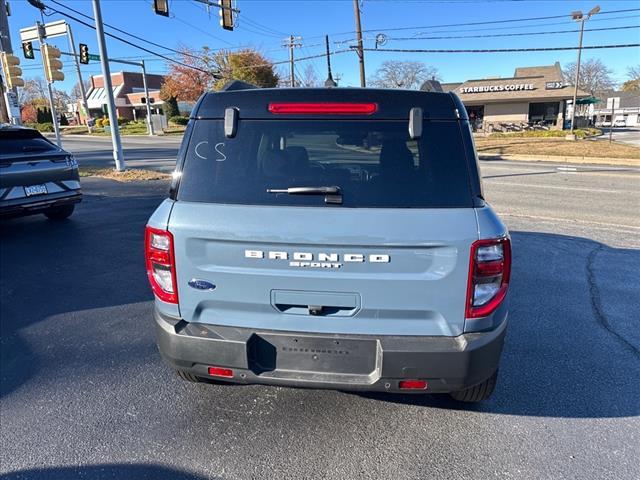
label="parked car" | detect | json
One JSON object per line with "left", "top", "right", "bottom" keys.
{"left": 614, "top": 118, "right": 627, "bottom": 128}
{"left": 601, "top": 120, "right": 612, "bottom": 127}
{"left": 0, "top": 125, "right": 81, "bottom": 219}
{"left": 146, "top": 83, "right": 511, "bottom": 402}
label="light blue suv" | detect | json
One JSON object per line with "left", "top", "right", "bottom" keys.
{"left": 145, "top": 83, "right": 511, "bottom": 402}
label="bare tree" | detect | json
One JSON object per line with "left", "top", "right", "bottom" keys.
{"left": 622, "top": 65, "right": 640, "bottom": 91}
{"left": 562, "top": 58, "right": 613, "bottom": 95}
{"left": 18, "top": 77, "right": 48, "bottom": 104}
{"left": 70, "top": 80, "right": 91, "bottom": 103}
{"left": 369, "top": 60, "right": 440, "bottom": 89}
{"left": 299, "top": 64, "right": 320, "bottom": 87}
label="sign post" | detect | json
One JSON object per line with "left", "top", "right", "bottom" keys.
{"left": 607, "top": 97, "right": 620, "bottom": 144}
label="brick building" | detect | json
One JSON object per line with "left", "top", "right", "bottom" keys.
{"left": 82, "top": 71, "right": 166, "bottom": 122}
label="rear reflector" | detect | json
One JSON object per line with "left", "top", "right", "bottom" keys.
{"left": 268, "top": 102, "right": 378, "bottom": 115}
{"left": 208, "top": 366, "right": 234, "bottom": 378}
{"left": 399, "top": 380, "right": 428, "bottom": 390}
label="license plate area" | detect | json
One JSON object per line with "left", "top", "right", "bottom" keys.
{"left": 248, "top": 333, "right": 380, "bottom": 380}
{"left": 25, "top": 184, "right": 48, "bottom": 197}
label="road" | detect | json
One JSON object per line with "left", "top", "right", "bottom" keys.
{"left": 1, "top": 158, "right": 639, "bottom": 479}
{"left": 56, "top": 134, "right": 183, "bottom": 172}
{"left": 594, "top": 127, "right": 640, "bottom": 147}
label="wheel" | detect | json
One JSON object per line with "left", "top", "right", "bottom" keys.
{"left": 44, "top": 204, "right": 75, "bottom": 220}
{"left": 449, "top": 370, "right": 498, "bottom": 403}
{"left": 175, "top": 369, "right": 201, "bottom": 383}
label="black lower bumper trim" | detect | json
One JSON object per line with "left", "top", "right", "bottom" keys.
{"left": 155, "top": 309, "right": 507, "bottom": 393}
{"left": 0, "top": 192, "right": 82, "bottom": 218}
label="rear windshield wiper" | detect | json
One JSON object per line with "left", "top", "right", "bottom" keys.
{"left": 266, "top": 186, "right": 343, "bottom": 204}
{"left": 267, "top": 186, "right": 340, "bottom": 195}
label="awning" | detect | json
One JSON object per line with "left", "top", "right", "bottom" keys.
{"left": 86, "top": 84, "right": 124, "bottom": 109}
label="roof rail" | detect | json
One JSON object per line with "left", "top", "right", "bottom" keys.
{"left": 220, "top": 80, "right": 259, "bottom": 92}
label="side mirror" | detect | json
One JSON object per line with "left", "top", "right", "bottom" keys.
{"left": 409, "top": 107, "right": 422, "bottom": 139}
{"left": 224, "top": 107, "right": 238, "bottom": 138}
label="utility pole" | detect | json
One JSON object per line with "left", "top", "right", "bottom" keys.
{"left": 92, "top": 0, "right": 125, "bottom": 171}
{"left": 283, "top": 35, "right": 302, "bottom": 87}
{"left": 353, "top": 0, "right": 366, "bottom": 87}
{"left": 65, "top": 25, "right": 91, "bottom": 133}
{"left": 567, "top": 5, "right": 600, "bottom": 140}
{"left": 0, "top": 0, "right": 20, "bottom": 124}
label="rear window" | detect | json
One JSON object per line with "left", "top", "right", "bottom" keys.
{"left": 0, "top": 130, "right": 57, "bottom": 156}
{"left": 177, "top": 120, "right": 473, "bottom": 208}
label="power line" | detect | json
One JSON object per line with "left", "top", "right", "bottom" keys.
{"left": 387, "top": 24, "right": 640, "bottom": 41}
{"left": 40, "top": 2, "right": 219, "bottom": 77}
{"left": 357, "top": 7, "right": 640, "bottom": 34}
{"left": 365, "top": 43, "right": 640, "bottom": 53}
{"left": 48, "top": 0, "right": 203, "bottom": 61}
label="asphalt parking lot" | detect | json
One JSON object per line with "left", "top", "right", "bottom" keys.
{"left": 1, "top": 162, "right": 639, "bottom": 480}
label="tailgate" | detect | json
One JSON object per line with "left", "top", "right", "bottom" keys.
{"left": 169, "top": 203, "right": 477, "bottom": 336}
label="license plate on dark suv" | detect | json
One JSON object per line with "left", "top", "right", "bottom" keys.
{"left": 25, "top": 184, "right": 47, "bottom": 196}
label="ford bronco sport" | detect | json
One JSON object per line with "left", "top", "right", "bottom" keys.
{"left": 146, "top": 83, "right": 511, "bottom": 402}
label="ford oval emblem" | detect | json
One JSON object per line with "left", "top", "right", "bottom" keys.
{"left": 188, "top": 279, "right": 216, "bottom": 291}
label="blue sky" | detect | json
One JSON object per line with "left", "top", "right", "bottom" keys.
{"left": 6, "top": 0, "right": 640, "bottom": 93}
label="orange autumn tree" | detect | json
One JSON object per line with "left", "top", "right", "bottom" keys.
{"left": 160, "top": 47, "right": 279, "bottom": 106}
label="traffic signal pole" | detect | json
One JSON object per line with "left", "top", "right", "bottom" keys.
{"left": 0, "top": 0, "right": 21, "bottom": 124}
{"left": 92, "top": 0, "right": 125, "bottom": 171}
{"left": 65, "top": 25, "right": 91, "bottom": 133}
{"left": 141, "top": 60, "right": 154, "bottom": 136}
{"left": 37, "top": 22, "right": 62, "bottom": 147}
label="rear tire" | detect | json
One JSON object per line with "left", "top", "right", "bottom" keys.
{"left": 175, "top": 369, "right": 201, "bottom": 383}
{"left": 44, "top": 204, "right": 75, "bottom": 220}
{"left": 449, "top": 370, "right": 498, "bottom": 403}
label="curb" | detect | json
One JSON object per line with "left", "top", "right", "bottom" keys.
{"left": 478, "top": 153, "right": 640, "bottom": 168}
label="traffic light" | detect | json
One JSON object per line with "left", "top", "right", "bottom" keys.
{"left": 153, "top": 0, "right": 169, "bottom": 16}
{"left": 1, "top": 52, "right": 25, "bottom": 88}
{"left": 22, "top": 42, "right": 34, "bottom": 60}
{"left": 79, "top": 43, "right": 89, "bottom": 64}
{"left": 219, "top": 0, "right": 234, "bottom": 31}
{"left": 42, "top": 44, "right": 64, "bottom": 83}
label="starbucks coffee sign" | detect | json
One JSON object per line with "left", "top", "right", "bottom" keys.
{"left": 459, "top": 83, "right": 535, "bottom": 94}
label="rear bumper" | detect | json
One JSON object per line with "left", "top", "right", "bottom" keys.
{"left": 0, "top": 190, "right": 82, "bottom": 218}
{"left": 155, "top": 309, "right": 507, "bottom": 393}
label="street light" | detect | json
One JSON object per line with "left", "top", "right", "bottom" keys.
{"left": 567, "top": 5, "right": 600, "bottom": 139}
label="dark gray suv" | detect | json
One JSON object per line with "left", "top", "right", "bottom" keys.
{"left": 0, "top": 125, "right": 81, "bottom": 220}
{"left": 146, "top": 84, "right": 511, "bottom": 402}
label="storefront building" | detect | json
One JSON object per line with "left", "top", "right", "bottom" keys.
{"left": 80, "top": 71, "right": 166, "bottom": 122}
{"left": 591, "top": 91, "right": 640, "bottom": 127}
{"left": 442, "top": 62, "right": 590, "bottom": 131}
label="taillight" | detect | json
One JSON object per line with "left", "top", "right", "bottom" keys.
{"left": 465, "top": 238, "right": 511, "bottom": 319}
{"left": 145, "top": 226, "right": 178, "bottom": 304}
{"left": 268, "top": 102, "right": 378, "bottom": 115}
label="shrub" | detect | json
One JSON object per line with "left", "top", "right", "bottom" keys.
{"left": 117, "top": 117, "right": 129, "bottom": 126}
{"left": 94, "top": 118, "right": 103, "bottom": 128}
{"left": 25, "top": 122, "right": 54, "bottom": 133}
{"left": 102, "top": 117, "right": 110, "bottom": 127}
{"left": 169, "top": 115, "right": 189, "bottom": 126}
{"left": 489, "top": 128, "right": 601, "bottom": 139}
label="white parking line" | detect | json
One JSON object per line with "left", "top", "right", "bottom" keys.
{"left": 485, "top": 181, "right": 630, "bottom": 195}
{"left": 496, "top": 212, "right": 640, "bottom": 231}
